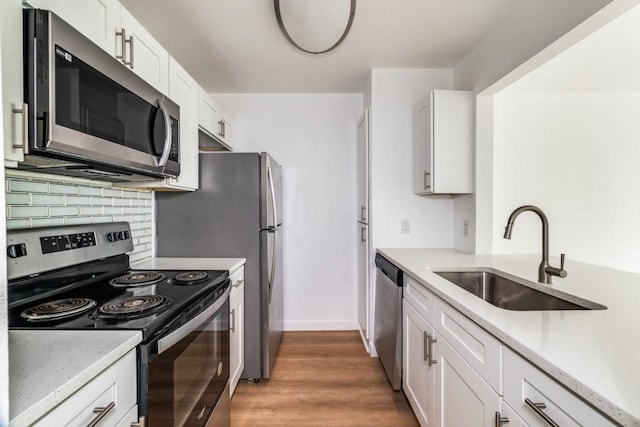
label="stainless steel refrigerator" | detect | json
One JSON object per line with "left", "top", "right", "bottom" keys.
{"left": 155, "top": 152, "right": 283, "bottom": 380}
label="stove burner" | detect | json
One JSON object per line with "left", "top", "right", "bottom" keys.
{"left": 20, "top": 298, "right": 97, "bottom": 321}
{"left": 170, "top": 271, "right": 210, "bottom": 286}
{"left": 97, "top": 295, "right": 170, "bottom": 319}
{"left": 110, "top": 271, "right": 166, "bottom": 287}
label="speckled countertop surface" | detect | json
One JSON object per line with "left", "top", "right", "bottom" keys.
{"left": 132, "top": 257, "right": 245, "bottom": 273}
{"left": 378, "top": 248, "right": 640, "bottom": 427}
{"left": 9, "top": 330, "right": 141, "bottom": 426}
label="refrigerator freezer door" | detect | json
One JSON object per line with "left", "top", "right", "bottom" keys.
{"left": 261, "top": 153, "right": 283, "bottom": 230}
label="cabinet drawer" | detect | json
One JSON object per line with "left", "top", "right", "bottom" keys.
{"left": 33, "top": 350, "right": 137, "bottom": 427}
{"left": 503, "top": 347, "right": 615, "bottom": 427}
{"left": 230, "top": 266, "right": 245, "bottom": 300}
{"left": 434, "top": 299, "right": 502, "bottom": 393}
{"left": 404, "top": 274, "right": 437, "bottom": 324}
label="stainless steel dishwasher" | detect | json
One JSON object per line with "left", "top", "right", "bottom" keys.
{"left": 374, "top": 253, "right": 404, "bottom": 390}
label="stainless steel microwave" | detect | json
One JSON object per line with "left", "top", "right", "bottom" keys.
{"left": 21, "top": 9, "right": 180, "bottom": 182}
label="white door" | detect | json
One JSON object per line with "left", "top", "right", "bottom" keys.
{"left": 403, "top": 300, "right": 437, "bottom": 427}
{"left": 436, "top": 337, "right": 501, "bottom": 427}
{"left": 356, "top": 109, "right": 370, "bottom": 347}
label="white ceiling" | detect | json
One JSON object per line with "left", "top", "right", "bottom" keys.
{"left": 120, "top": 0, "right": 521, "bottom": 93}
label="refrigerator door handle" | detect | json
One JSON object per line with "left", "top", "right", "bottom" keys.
{"left": 267, "top": 163, "right": 279, "bottom": 227}
{"left": 268, "top": 228, "right": 277, "bottom": 303}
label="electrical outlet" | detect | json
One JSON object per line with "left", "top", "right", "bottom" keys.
{"left": 401, "top": 219, "right": 411, "bottom": 234}
{"left": 463, "top": 220, "right": 469, "bottom": 237}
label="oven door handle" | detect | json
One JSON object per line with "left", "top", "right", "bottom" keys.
{"left": 157, "top": 284, "right": 230, "bottom": 355}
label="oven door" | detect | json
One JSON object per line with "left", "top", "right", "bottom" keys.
{"left": 141, "top": 284, "right": 230, "bottom": 427}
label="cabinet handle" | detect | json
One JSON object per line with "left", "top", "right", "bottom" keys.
{"left": 11, "top": 103, "right": 28, "bottom": 149}
{"left": 218, "top": 120, "right": 226, "bottom": 138}
{"left": 360, "top": 226, "right": 367, "bottom": 243}
{"left": 423, "top": 171, "right": 431, "bottom": 190}
{"left": 524, "top": 398, "right": 560, "bottom": 427}
{"left": 423, "top": 331, "right": 429, "bottom": 361}
{"left": 360, "top": 205, "right": 367, "bottom": 222}
{"left": 427, "top": 334, "right": 438, "bottom": 366}
{"left": 116, "top": 29, "right": 134, "bottom": 68}
{"left": 495, "top": 412, "right": 509, "bottom": 427}
{"left": 85, "top": 401, "right": 115, "bottom": 427}
{"left": 232, "top": 278, "right": 244, "bottom": 288}
{"left": 230, "top": 308, "right": 236, "bottom": 333}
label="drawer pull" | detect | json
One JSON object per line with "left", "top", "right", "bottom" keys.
{"left": 230, "top": 308, "right": 236, "bottom": 333}
{"left": 423, "top": 331, "right": 429, "bottom": 362}
{"left": 524, "top": 398, "right": 560, "bottom": 427}
{"left": 86, "top": 401, "right": 115, "bottom": 427}
{"left": 427, "top": 334, "right": 438, "bottom": 366}
{"left": 495, "top": 411, "right": 509, "bottom": 426}
{"left": 232, "top": 279, "right": 244, "bottom": 288}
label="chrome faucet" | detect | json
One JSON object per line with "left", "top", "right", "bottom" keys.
{"left": 503, "top": 205, "right": 567, "bottom": 284}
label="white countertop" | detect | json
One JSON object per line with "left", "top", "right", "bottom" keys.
{"left": 9, "top": 330, "right": 141, "bottom": 426}
{"left": 378, "top": 248, "right": 640, "bottom": 427}
{"left": 132, "top": 257, "right": 245, "bottom": 273}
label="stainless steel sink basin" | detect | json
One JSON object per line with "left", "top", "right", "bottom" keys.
{"left": 434, "top": 269, "right": 606, "bottom": 311}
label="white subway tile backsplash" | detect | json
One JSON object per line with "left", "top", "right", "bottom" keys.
{"left": 49, "top": 183, "right": 79, "bottom": 195}
{"left": 5, "top": 170, "right": 154, "bottom": 259}
{"left": 78, "top": 186, "right": 103, "bottom": 196}
{"left": 79, "top": 207, "right": 103, "bottom": 216}
{"left": 10, "top": 206, "right": 48, "bottom": 218}
{"left": 31, "top": 217, "right": 65, "bottom": 227}
{"left": 10, "top": 180, "right": 47, "bottom": 193}
{"left": 66, "top": 196, "right": 92, "bottom": 206}
{"left": 6, "top": 193, "right": 29, "bottom": 205}
{"left": 50, "top": 206, "right": 79, "bottom": 217}
{"left": 7, "top": 219, "right": 30, "bottom": 229}
{"left": 31, "top": 194, "right": 65, "bottom": 206}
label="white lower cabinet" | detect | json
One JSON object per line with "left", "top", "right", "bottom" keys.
{"left": 403, "top": 300, "right": 437, "bottom": 426}
{"left": 33, "top": 350, "right": 138, "bottom": 427}
{"left": 402, "top": 273, "right": 617, "bottom": 427}
{"left": 229, "top": 266, "right": 245, "bottom": 397}
{"left": 503, "top": 346, "right": 615, "bottom": 427}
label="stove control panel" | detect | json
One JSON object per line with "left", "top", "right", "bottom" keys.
{"left": 40, "top": 232, "right": 96, "bottom": 254}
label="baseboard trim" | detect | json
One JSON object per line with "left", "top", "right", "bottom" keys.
{"left": 283, "top": 320, "right": 359, "bottom": 331}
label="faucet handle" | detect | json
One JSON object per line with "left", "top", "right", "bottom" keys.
{"left": 556, "top": 253, "right": 568, "bottom": 278}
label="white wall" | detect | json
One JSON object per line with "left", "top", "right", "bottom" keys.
{"left": 492, "top": 93, "right": 640, "bottom": 273}
{"left": 452, "top": 0, "right": 611, "bottom": 253}
{"left": 369, "top": 69, "right": 454, "bottom": 250}
{"left": 215, "top": 94, "right": 363, "bottom": 330}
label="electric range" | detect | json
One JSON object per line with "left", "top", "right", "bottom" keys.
{"left": 7, "top": 222, "right": 231, "bottom": 427}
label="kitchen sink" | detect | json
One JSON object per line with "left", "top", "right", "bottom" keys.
{"left": 433, "top": 269, "right": 606, "bottom": 311}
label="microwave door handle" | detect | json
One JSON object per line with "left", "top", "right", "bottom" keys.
{"left": 156, "top": 99, "right": 172, "bottom": 168}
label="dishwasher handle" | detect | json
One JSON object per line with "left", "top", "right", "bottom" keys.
{"left": 375, "top": 254, "right": 403, "bottom": 286}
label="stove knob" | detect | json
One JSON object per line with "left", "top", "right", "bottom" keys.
{"left": 107, "top": 232, "right": 118, "bottom": 242}
{"left": 118, "top": 231, "right": 129, "bottom": 240}
{"left": 7, "top": 243, "right": 27, "bottom": 258}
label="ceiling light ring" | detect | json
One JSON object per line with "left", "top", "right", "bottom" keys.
{"left": 274, "top": 0, "right": 356, "bottom": 55}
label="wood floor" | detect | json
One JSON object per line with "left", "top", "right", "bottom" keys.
{"left": 231, "top": 331, "right": 419, "bottom": 427}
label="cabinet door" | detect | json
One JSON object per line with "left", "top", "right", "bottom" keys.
{"left": 503, "top": 347, "right": 615, "bottom": 427}
{"left": 1, "top": 0, "right": 26, "bottom": 165}
{"left": 436, "top": 337, "right": 501, "bottom": 427}
{"left": 166, "top": 57, "right": 199, "bottom": 190}
{"left": 414, "top": 95, "right": 433, "bottom": 194}
{"left": 403, "top": 299, "right": 437, "bottom": 427}
{"left": 24, "top": 0, "right": 120, "bottom": 54}
{"left": 357, "top": 109, "right": 369, "bottom": 222}
{"left": 229, "top": 280, "right": 244, "bottom": 396}
{"left": 357, "top": 224, "right": 369, "bottom": 344}
{"left": 119, "top": 6, "right": 169, "bottom": 94}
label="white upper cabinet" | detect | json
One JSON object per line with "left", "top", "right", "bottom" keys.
{"left": 119, "top": 57, "right": 199, "bottom": 191}
{"left": 414, "top": 90, "right": 473, "bottom": 195}
{"left": 198, "top": 86, "right": 234, "bottom": 151}
{"left": 24, "top": 0, "right": 169, "bottom": 94}
{"left": 2, "top": 0, "right": 26, "bottom": 166}
{"left": 118, "top": 5, "right": 169, "bottom": 94}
